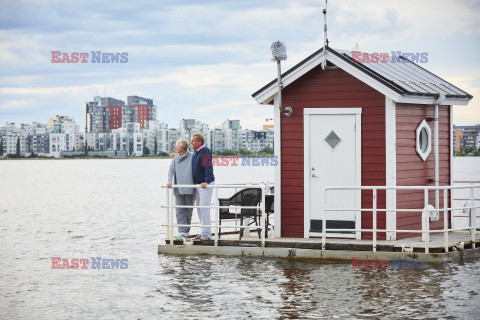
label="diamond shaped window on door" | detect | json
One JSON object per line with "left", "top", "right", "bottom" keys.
{"left": 325, "top": 130, "right": 341, "bottom": 150}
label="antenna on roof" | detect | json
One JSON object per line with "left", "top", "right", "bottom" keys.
{"left": 322, "top": 0, "right": 329, "bottom": 70}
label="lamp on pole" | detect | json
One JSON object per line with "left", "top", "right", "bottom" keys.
{"left": 271, "top": 41, "right": 292, "bottom": 116}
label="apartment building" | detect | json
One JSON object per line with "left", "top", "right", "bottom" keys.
{"left": 48, "top": 116, "right": 81, "bottom": 157}
{"left": 454, "top": 124, "right": 480, "bottom": 151}
{"left": 0, "top": 122, "right": 50, "bottom": 156}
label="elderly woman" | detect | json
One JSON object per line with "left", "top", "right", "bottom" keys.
{"left": 167, "top": 139, "right": 194, "bottom": 240}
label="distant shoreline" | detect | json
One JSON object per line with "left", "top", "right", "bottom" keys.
{"left": 0, "top": 157, "right": 172, "bottom": 160}
{"left": 0, "top": 155, "right": 276, "bottom": 160}
{"left": 0, "top": 155, "right": 475, "bottom": 160}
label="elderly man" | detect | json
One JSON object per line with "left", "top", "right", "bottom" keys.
{"left": 190, "top": 133, "right": 215, "bottom": 240}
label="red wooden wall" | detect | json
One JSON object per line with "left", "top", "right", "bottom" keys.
{"left": 279, "top": 65, "right": 386, "bottom": 238}
{"left": 395, "top": 104, "right": 451, "bottom": 239}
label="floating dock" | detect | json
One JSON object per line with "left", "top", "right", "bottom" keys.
{"left": 158, "top": 231, "right": 480, "bottom": 263}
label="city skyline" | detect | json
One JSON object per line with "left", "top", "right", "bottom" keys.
{"left": 1, "top": 113, "right": 274, "bottom": 158}
{"left": 1, "top": 0, "right": 479, "bottom": 129}
{"left": 1, "top": 94, "right": 274, "bottom": 134}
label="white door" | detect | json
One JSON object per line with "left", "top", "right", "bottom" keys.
{"left": 304, "top": 109, "right": 361, "bottom": 238}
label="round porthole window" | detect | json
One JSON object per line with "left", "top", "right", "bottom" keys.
{"left": 419, "top": 127, "right": 428, "bottom": 152}
{"left": 416, "top": 119, "right": 431, "bottom": 161}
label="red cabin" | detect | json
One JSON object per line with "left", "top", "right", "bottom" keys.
{"left": 252, "top": 47, "right": 473, "bottom": 240}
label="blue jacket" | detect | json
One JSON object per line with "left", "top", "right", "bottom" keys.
{"left": 192, "top": 146, "right": 215, "bottom": 184}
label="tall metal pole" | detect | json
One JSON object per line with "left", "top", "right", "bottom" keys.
{"left": 435, "top": 104, "right": 439, "bottom": 210}
{"left": 277, "top": 60, "right": 282, "bottom": 111}
{"left": 271, "top": 41, "right": 290, "bottom": 116}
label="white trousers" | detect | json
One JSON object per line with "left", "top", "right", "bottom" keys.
{"left": 195, "top": 181, "right": 214, "bottom": 237}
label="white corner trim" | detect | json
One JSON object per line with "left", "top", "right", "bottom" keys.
{"left": 355, "top": 111, "right": 362, "bottom": 240}
{"left": 385, "top": 97, "right": 397, "bottom": 240}
{"left": 273, "top": 94, "right": 282, "bottom": 238}
{"left": 450, "top": 106, "right": 454, "bottom": 211}
{"left": 303, "top": 110, "right": 310, "bottom": 238}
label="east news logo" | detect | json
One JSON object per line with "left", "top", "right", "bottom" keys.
{"left": 51, "top": 51, "right": 128, "bottom": 63}
{"left": 51, "top": 257, "right": 128, "bottom": 269}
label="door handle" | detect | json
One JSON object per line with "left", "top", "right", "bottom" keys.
{"left": 312, "top": 174, "right": 318, "bottom": 178}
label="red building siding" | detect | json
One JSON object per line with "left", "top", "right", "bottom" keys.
{"left": 105, "top": 106, "right": 123, "bottom": 130}
{"left": 395, "top": 104, "right": 451, "bottom": 239}
{"left": 280, "top": 65, "right": 386, "bottom": 238}
{"left": 132, "top": 105, "right": 150, "bottom": 129}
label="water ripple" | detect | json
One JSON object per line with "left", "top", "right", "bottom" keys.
{"left": 0, "top": 159, "right": 479, "bottom": 319}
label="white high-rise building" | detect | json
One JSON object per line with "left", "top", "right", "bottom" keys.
{"left": 143, "top": 120, "right": 166, "bottom": 156}
{"left": 221, "top": 119, "right": 243, "bottom": 152}
{"left": 111, "top": 123, "right": 142, "bottom": 156}
{"left": 48, "top": 116, "right": 80, "bottom": 157}
{"left": 179, "top": 119, "right": 210, "bottom": 150}
{"left": 156, "top": 123, "right": 169, "bottom": 153}
{"left": 167, "top": 128, "right": 180, "bottom": 152}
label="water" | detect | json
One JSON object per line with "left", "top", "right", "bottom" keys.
{"left": 0, "top": 158, "right": 479, "bottom": 319}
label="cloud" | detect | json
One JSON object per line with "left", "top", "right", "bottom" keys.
{"left": 197, "top": 100, "right": 253, "bottom": 115}
{"left": 449, "top": 75, "right": 480, "bottom": 125}
{"left": 0, "top": 0, "right": 478, "bottom": 130}
{"left": 0, "top": 99, "right": 31, "bottom": 111}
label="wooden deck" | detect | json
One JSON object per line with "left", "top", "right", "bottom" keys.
{"left": 160, "top": 231, "right": 480, "bottom": 263}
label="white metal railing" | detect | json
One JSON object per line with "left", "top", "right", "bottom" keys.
{"left": 321, "top": 184, "right": 480, "bottom": 253}
{"left": 161, "top": 183, "right": 271, "bottom": 247}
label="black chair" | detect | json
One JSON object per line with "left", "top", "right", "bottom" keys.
{"left": 264, "top": 194, "right": 274, "bottom": 233}
{"left": 218, "top": 188, "right": 262, "bottom": 239}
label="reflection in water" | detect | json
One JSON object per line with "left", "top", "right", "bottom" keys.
{"left": 159, "top": 256, "right": 215, "bottom": 312}
{"left": 153, "top": 257, "right": 480, "bottom": 319}
{"left": 277, "top": 261, "right": 322, "bottom": 319}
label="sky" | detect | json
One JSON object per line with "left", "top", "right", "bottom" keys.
{"left": 0, "top": 0, "right": 479, "bottom": 130}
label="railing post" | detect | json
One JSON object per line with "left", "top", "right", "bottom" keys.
{"left": 471, "top": 185, "right": 476, "bottom": 248}
{"left": 169, "top": 186, "right": 174, "bottom": 245}
{"left": 424, "top": 189, "right": 429, "bottom": 254}
{"left": 234, "top": 187, "right": 238, "bottom": 233}
{"left": 322, "top": 188, "right": 327, "bottom": 250}
{"left": 261, "top": 184, "right": 266, "bottom": 247}
{"left": 444, "top": 188, "right": 449, "bottom": 253}
{"left": 166, "top": 187, "right": 170, "bottom": 243}
{"left": 214, "top": 185, "right": 219, "bottom": 247}
{"left": 244, "top": 187, "right": 250, "bottom": 237}
{"left": 373, "top": 189, "right": 377, "bottom": 252}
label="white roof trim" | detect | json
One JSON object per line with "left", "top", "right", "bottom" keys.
{"left": 254, "top": 52, "right": 324, "bottom": 105}
{"left": 254, "top": 49, "right": 470, "bottom": 106}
